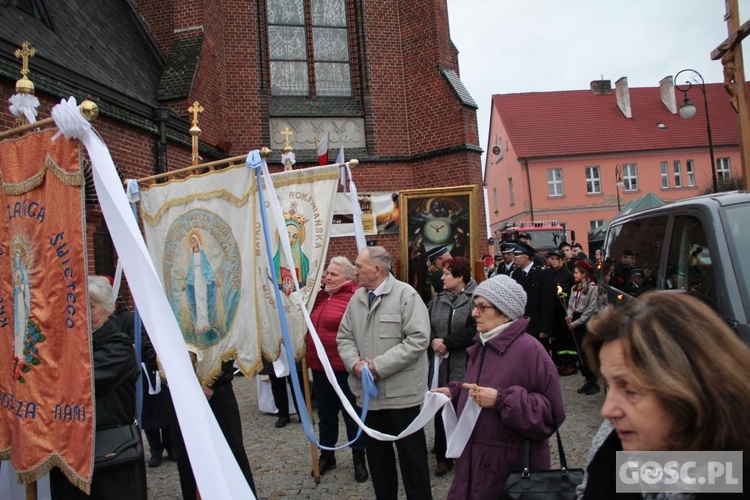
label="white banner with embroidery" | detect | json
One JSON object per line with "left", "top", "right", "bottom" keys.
{"left": 139, "top": 164, "right": 339, "bottom": 383}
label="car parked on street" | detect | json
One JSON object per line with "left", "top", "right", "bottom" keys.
{"left": 601, "top": 190, "right": 749, "bottom": 343}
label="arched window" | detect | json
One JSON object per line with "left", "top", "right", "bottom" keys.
{"left": 267, "top": 0, "right": 352, "bottom": 97}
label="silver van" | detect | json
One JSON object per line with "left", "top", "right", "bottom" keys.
{"left": 600, "top": 191, "right": 749, "bottom": 343}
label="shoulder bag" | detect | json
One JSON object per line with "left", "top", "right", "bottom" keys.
{"left": 94, "top": 423, "right": 144, "bottom": 471}
{"left": 503, "top": 408, "right": 584, "bottom": 499}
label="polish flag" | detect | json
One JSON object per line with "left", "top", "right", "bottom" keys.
{"left": 317, "top": 132, "right": 329, "bottom": 165}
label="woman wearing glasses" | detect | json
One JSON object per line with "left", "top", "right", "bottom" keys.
{"left": 432, "top": 274, "right": 565, "bottom": 498}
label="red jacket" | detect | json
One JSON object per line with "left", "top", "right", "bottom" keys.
{"left": 306, "top": 280, "right": 358, "bottom": 372}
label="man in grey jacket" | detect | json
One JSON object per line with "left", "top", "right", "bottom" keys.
{"left": 337, "top": 246, "right": 432, "bottom": 499}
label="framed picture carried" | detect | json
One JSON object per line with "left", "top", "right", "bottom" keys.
{"left": 399, "top": 185, "right": 478, "bottom": 303}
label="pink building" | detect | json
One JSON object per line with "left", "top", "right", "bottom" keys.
{"left": 485, "top": 76, "right": 747, "bottom": 254}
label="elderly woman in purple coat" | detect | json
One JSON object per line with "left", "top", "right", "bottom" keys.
{"left": 432, "top": 274, "right": 565, "bottom": 498}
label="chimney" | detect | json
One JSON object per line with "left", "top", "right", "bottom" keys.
{"left": 590, "top": 79, "right": 612, "bottom": 94}
{"left": 660, "top": 75, "right": 677, "bottom": 114}
{"left": 615, "top": 77, "right": 632, "bottom": 118}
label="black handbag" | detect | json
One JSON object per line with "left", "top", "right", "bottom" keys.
{"left": 503, "top": 409, "right": 584, "bottom": 499}
{"left": 94, "top": 423, "right": 144, "bottom": 471}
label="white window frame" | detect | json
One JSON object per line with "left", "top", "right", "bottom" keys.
{"left": 547, "top": 168, "right": 563, "bottom": 197}
{"left": 673, "top": 160, "right": 682, "bottom": 188}
{"left": 686, "top": 159, "right": 696, "bottom": 187}
{"left": 660, "top": 161, "right": 669, "bottom": 188}
{"left": 590, "top": 219, "right": 605, "bottom": 230}
{"left": 622, "top": 163, "right": 638, "bottom": 191}
{"left": 717, "top": 157, "right": 731, "bottom": 181}
{"left": 585, "top": 165, "right": 601, "bottom": 194}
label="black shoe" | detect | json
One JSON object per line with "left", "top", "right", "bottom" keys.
{"left": 577, "top": 382, "right": 591, "bottom": 394}
{"left": 275, "top": 415, "right": 291, "bottom": 428}
{"left": 435, "top": 460, "right": 453, "bottom": 476}
{"left": 584, "top": 383, "right": 601, "bottom": 395}
{"left": 148, "top": 454, "right": 162, "bottom": 468}
{"left": 353, "top": 450, "right": 368, "bottom": 483}
{"left": 311, "top": 453, "right": 337, "bottom": 477}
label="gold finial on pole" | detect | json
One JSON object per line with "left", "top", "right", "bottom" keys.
{"left": 188, "top": 101, "right": 204, "bottom": 166}
{"left": 280, "top": 126, "right": 294, "bottom": 171}
{"left": 14, "top": 41, "right": 36, "bottom": 95}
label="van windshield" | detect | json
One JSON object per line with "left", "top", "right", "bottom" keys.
{"left": 723, "top": 204, "right": 750, "bottom": 317}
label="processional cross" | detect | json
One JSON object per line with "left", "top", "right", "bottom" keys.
{"left": 188, "top": 101, "right": 204, "bottom": 166}
{"left": 14, "top": 41, "right": 36, "bottom": 94}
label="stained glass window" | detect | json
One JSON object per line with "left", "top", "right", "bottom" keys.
{"left": 267, "top": 0, "right": 351, "bottom": 97}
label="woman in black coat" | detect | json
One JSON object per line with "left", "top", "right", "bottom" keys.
{"left": 50, "top": 276, "right": 145, "bottom": 500}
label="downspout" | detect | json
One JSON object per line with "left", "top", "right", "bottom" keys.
{"left": 153, "top": 107, "right": 170, "bottom": 174}
{"left": 523, "top": 159, "right": 534, "bottom": 220}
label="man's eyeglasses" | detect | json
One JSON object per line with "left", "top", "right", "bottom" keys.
{"left": 471, "top": 303, "right": 495, "bottom": 313}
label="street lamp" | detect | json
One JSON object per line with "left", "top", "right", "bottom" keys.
{"left": 675, "top": 69, "right": 718, "bottom": 193}
{"left": 614, "top": 164, "right": 625, "bottom": 211}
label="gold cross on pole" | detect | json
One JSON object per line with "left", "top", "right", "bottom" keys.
{"left": 188, "top": 101, "right": 204, "bottom": 128}
{"left": 280, "top": 127, "right": 294, "bottom": 148}
{"left": 14, "top": 41, "right": 36, "bottom": 94}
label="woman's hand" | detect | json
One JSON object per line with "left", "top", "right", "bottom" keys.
{"left": 431, "top": 387, "right": 451, "bottom": 397}
{"left": 431, "top": 338, "right": 447, "bottom": 355}
{"left": 462, "top": 382, "right": 498, "bottom": 408}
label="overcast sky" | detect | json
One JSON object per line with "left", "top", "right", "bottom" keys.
{"left": 446, "top": 0, "right": 750, "bottom": 167}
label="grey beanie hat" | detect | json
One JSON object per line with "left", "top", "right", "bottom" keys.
{"left": 473, "top": 274, "right": 527, "bottom": 320}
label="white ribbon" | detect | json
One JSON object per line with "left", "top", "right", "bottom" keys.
{"left": 430, "top": 351, "right": 449, "bottom": 390}
{"left": 443, "top": 396, "right": 482, "bottom": 459}
{"left": 272, "top": 345, "right": 290, "bottom": 377}
{"left": 280, "top": 151, "right": 296, "bottom": 167}
{"left": 9, "top": 93, "right": 39, "bottom": 124}
{"left": 344, "top": 164, "right": 367, "bottom": 251}
{"left": 52, "top": 97, "right": 253, "bottom": 500}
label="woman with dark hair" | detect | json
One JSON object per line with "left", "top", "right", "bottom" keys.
{"left": 50, "top": 276, "right": 146, "bottom": 500}
{"left": 427, "top": 256, "right": 477, "bottom": 476}
{"left": 566, "top": 259, "right": 600, "bottom": 395}
{"left": 580, "top": 292, "right": 750, "bottom": 498}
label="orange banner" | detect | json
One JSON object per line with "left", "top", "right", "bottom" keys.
{"left": 0, "top": 130, "right": 93, "bottom": 492}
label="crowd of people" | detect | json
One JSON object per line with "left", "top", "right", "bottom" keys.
{"left": 42, "top": 237, "right": 750, "bottom": 498}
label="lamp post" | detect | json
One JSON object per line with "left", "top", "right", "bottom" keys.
{"left": 675, "top": 69, "right": 718, "bottom": 193}
{"left": 614, "top": 164, "right": 625, "bottom": 212}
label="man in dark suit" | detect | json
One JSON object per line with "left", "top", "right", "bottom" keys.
{"left": 491, "top": 242, "right": 516, "bottom": 277}
{"left": 545, "top": 250, "right": 576, "bottom": 374}
{"left": 511, "top": 242, "right": 555, "bottom": 350}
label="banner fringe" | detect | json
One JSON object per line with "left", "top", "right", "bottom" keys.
{"left": 1, "top": 152, "right": 83, "bottom": 195}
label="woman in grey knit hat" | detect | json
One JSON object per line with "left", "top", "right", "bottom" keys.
{"left": 432, "top": 274, "right": 566, "bottom": 498}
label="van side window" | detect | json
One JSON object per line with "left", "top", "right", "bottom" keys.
{"left": 605, "top": 216, "right": 668, "bottom": 298}
{"left": 665, "top": 216, "right": 713, "bottom": 300}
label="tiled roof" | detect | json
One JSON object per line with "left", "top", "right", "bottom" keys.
{"left": 0, "top": 0, "right": 164, "bottom": 108}
{"left": 440, "top": 67, "right": 478, "bottom": 109}
{"left": 492, "top": 82, "right": 749, "bottom": 159}
{"left": 158, "top": 35, "right": 203, "bottom": 101}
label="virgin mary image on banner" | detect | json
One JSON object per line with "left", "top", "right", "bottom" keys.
{"left": 12, "top": 239, "right": 31, "bottom": 359}
{"left": 273, "top": 202, "right": 310, "bottom": 296}
{"left": 183, "top": 231, "right": 221, "bottom": 338}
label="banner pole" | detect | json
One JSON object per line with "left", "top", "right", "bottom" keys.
{"left": 302, "top": 357, "right": 320, "bottom": 483}
{"left": 0, "top": 100, "right": 98, "bottom": 139}
{"left": 25, "top": 481, "right": 36, "bottom": 500}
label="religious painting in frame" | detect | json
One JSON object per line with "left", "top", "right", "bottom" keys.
{"left": 399, "top": 185, "right": 478, "bottom": 304}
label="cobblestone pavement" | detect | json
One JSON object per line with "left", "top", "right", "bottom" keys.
{"left": 144, "top": 373, "right": 604, "bottom": 499}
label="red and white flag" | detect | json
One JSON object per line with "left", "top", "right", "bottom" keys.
{"left": 316, "top": 132, "right": 329, "bottom": 166}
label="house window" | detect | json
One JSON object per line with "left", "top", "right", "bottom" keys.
{"left": 660, "top": 161, "right": 669, "bottom": 188}
{"left": 622, "top": 163, "right": 638, "bottom": 191}
{"left": 673, "top": 160, "right": 682, "bottom": 188}
{"left": 686, "top": 160, "right": 695, "bottom": 187}
{"left": 585, "top": 166, "right": 601, "bottom": 194}
{"left": 492, "top": 187, "right": 498, "bottom": 213}
{"left": 267, "top": 0, "right": 352, "bottom": 97}
{"left": 590, "top": 219, "right": 605, "bottom": 230}
{"left": 547, "top": 168, "right": 563, "bottom": 196}
{"left": 717, "top": 157, "right": 731, "bottom": 181}
{"left": 508, "top": 178, "right": 515, "bottom": 206}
